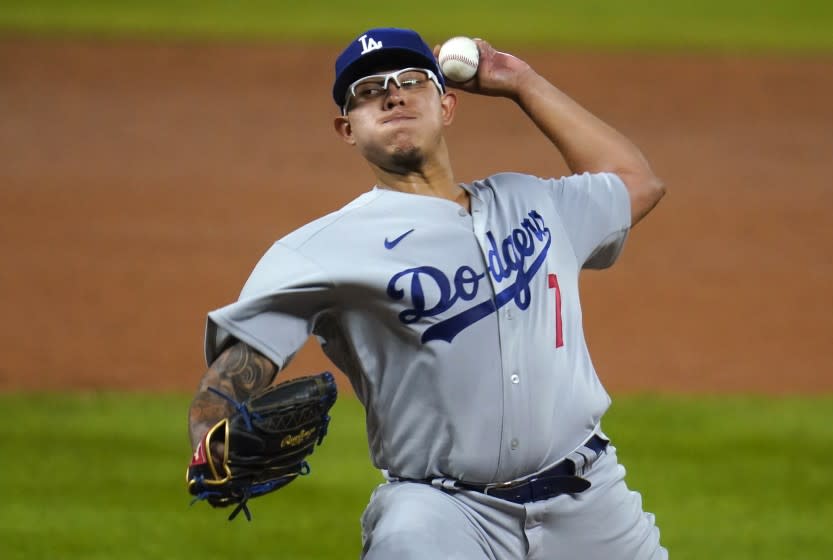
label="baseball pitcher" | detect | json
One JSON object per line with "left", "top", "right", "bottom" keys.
{"left": 187, "top": 27, "right": 668, "bottom": 558}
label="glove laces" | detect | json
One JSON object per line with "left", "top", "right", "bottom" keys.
{"left": 207, "top": 386, "right": 263, "bottom": 431}
{"left": 228, "top": 489, "right": 253, "bottom": 521}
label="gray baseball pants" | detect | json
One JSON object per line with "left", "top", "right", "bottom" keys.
{"left": 361, "top": 444, "right": 667, "bottom": 559}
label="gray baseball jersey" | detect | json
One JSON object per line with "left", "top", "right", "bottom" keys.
{"left": 205, "top": 171, "right": 630, "bottom": 484}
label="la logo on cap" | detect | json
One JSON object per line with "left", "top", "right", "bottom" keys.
{"left": 358, "top": 34, "right": 383, "bottom": 55}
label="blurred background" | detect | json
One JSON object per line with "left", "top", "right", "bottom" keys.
{"left": 1, "top": 1, "right": 831, "bottom": 559}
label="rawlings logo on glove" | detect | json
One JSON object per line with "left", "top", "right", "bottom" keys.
{"left": 281, "top": 427, "right": 317, "bottom": 448}
{"left": 186, "top": 372, "right": 338, "bottom": 521}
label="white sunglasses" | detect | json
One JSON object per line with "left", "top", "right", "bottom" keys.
{"left": 342, "top": 67, "right": 444, "bottom": 115}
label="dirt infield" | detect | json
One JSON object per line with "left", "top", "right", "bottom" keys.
{"left": 1, "top": 37, "right": 831, "bottom": 394}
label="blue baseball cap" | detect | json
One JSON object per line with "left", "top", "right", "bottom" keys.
{"left": 333, "top": 27, "right": 445, "bottom": 108}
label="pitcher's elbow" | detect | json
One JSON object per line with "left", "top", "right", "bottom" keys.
{"left": 629, "top": 173, "right": 665, "bottom": 225}
{"left": 651, "top": 175, "right": 666, "bottom": 204}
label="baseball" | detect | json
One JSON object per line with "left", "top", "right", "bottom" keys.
{"left": 438, "top": 37, "right": 479, "bottom": 82}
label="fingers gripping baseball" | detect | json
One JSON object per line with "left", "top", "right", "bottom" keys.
{"left": 438, "top": 37, "right": 480, "bottom": 82}
{"left": 434, "top": 37, "right": 533, "bottom": 98}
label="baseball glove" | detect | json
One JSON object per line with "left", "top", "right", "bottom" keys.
{"left": 186, "top": 372, "right": 338, "bottom": 521}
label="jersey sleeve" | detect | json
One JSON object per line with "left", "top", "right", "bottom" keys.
{"left": 204, "top": 241, "right": 335, "bottom": 369}
{"left": 547, "top": 172, "right": 631, "bottom": 269}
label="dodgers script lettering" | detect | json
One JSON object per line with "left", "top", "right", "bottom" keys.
{"left": 387, "top": 211, "right": 552, "bottom": 343}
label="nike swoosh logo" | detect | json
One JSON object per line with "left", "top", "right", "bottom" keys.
{"left": 384, "top": 229, "right": 415, "bottom": 250}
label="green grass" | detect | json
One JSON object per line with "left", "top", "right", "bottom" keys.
{"left": 1, "top": 393, "right": 832, "bottom": 559}
{"left": 1, "top": 0, "right": 832, "bottom": 52}
{"left": 0, "top": 393, "right": 383, "bottom": 560}
{"left": 605, "top": 396, "right": 833, "bottom": 558}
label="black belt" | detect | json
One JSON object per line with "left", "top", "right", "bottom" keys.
{"left": 454, "top": 434, "right": 609, "bottom": 504}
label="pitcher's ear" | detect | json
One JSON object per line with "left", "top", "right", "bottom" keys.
{"left": 441, "top": 91, "right": 458, "bottom": 126}
{"left": 333, "top": 115, "right": 355, "bottom": 145}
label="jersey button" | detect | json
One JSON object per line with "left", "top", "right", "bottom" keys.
{"left": 457, "top": 208, "right": 467, "bottom": 217}
{"left": 510, "top": 374, "right": 520, "bottom": 384}
{"left": 510, "top": 438, "right": 519, "bottom": 450}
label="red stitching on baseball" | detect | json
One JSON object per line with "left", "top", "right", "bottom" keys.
{"left": 440, "top": 54, "right": 477, "bottom": 67}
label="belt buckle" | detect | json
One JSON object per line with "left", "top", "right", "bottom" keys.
{"left": 483, "top": 475, "right": 535, "bottom": 496}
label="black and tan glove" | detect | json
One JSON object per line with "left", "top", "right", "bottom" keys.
{"left": 186, "top": 372, "right": 338, "bottom": 520}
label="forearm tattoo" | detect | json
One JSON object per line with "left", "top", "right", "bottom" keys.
{"left": 188, "top": 342, "right": 278, "bottom": 447}
{"left": 213, "top": 342, "right": 278, "bottom": 397}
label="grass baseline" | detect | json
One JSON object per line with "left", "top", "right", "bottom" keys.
{"left": 1, "top": 0, "right": 832, "bottom": 52}
{"left": 0, "top": 392, "right": 831, "bottom": 559}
